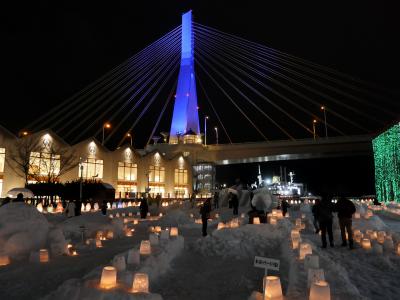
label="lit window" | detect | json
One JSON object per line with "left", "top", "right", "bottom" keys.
{"left": 79, "top": 158, "right": 103, "bottom": 179}
{"left": 29, "top": 151, "right": 61, "bottom": 177}
{"left": 0, "top": 148, "right": 5, "bottom": 173}
{"left": 149, "top": 165, "right": 165, "bottom": 183}
{"left": 118, "top": 162, "right": 137, "bottom": 181}
{"left": 116, "top": 184, "right": 137, "bottom": 199}
{"left": 174, "top": 168, "right": 188, "bottom": 185}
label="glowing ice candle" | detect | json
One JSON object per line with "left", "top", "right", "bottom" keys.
{"left": 377, "top": 231, "right": 386, "bottom": 244}
{"left": 253, "top": 217, "right": 260, "bottom": 224}
{"left": 299, "top": 243, "right": 312, "bottom": 260}
{"left": 39, "top": 249, "right": 49, "bottom": 263}
{"left": 140, "top": 240, "right": 151, "bottom": 255}
{"left": 309, "top": 280, "right": 330, "bottom": 300}
{"left": 217, "top": 222, "right": 225, "bottom": 230}
{"left": 362, "top": 238, "right": 372, "bottom": 250}
{"left": 106, "top": 231, "right": 114, "bottom": 239}
{"left": 263, "top": 275, "right": 283, "bottom": 300}
{"left": 100, "top": 266, "right": 117, "bottom": 289}
{"left": 170, "top": 227, "right": 179, "bottom": 237}
{"left": 0, "top": 254, "right": 10, "bottom": 266}
{"left": 133, "top": 219, "right": 139, "bottom": 225}
{"left": 132, "top": 273, "right": 149, "bottom": 293}
{"left": 155, "top": 226, "right": 162, "bottom": 233}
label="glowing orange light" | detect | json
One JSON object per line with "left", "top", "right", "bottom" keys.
{"left": 104, "top": 123, "right": 111, "bottom": 129}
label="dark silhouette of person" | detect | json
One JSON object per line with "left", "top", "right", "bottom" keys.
{"left": 311, "top": 198, "right": 321, "bottom": 234}
{"left": 75, "top": 199, "right": 82, "bottom": 216}
{"left": 200, "top": 198, "right": 211, "bottom": 236}
{"left": 281, "top": 199, "right": 290, "bottom": 216}
{"left": 1, "top": 196, "right": 11, "bottom": 206}
{"left": 156, "top": 193, "right": 161, "bottom": 208}
{"left": 14, "top": 193, "right": 24, "bottom": 202}
{"left": 140, "top": 195, "right": 149, "bottom": 219}
{"left": 213, "top": 191, "right": 219, "bottom": 209}
{"left": 230, "top": 192, "right": 239, "bottom": 215}
{"left": 101, "top": 200, "right": 107, "bottom": 216}
{"left": 314, "top": 195, "right": 335, "bottom": 248}
{"left": 335, "top": 196, "right": 356, "bottom": 249}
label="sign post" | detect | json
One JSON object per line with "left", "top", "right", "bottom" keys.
{"left": 254, "top": 256, "right": 280, "bottom": 276}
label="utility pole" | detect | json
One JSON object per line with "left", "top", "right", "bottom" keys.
{"left": 321, "top": 106, "right": 328, "bottom": 138}
{"left": 312, "top": 119, "right": 317, "bottom": 141}
{"left": 214, "top": 126, "right": 218, "bottom": 144}
{"left": 204, "top": 116, "right": 208, "bottom": 146}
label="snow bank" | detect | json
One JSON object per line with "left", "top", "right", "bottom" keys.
{"left": 0, "top": 203, "right": 50, "bottom": 258}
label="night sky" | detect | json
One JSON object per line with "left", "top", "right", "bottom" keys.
{"left": 1, "top": 1, "right": 399, "bottom": 195}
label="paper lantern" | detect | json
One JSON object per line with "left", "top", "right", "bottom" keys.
{"left": 72, "top": 250, "right": 78, "bottom": 256}
{"left": 301, "top": 213, "right": 306, "bottom": 219}
{"left": 383, "top": 239, "right": 394, "bottom": 251}
{"left": 116, "top": 213, "right": 120, "bottom": 218}
{"left": 129, "top": 212, "right": 133, "bottom": 217}
{"left": 299, "top": 243, "right": 312, "bottom": 260}
{"left": 136, "top": 212, "right": 141, "bottom": 216}
{"left": 36, "top": 203, "right": 43, "bottom": 213}
{"left": 122, "top": 213, "right": 126, "bottom": 217}
{"left": 253, "top": 217, "right": 260, "bottom": 224}
{"left": 96, "top": 239, "right": 103, "bottom": 248}
{"left": 109, "top": 214, "right": 114, "bottom": 219}
{"left": 377, "top": 231, "right": 386, "bottom": 244}
{"left": 127, "top": 249, "right": 140, "bottom": 265}
{"left": 263, "top": 275, "right": 283, "bottom": 300}
{"left": 170, "top": 227, "right": 179, "bottom": 237}
{"left": 132, "top": 273, "right": 149, "bottom": 293}
{"left": 94, "top": 203, "right": 99, "bottom": 210}
{"left": 362, "top": 238, "right": 372, "bottom": 250}
{"left": 285, "top": 212, "right": 290, "bottom": 218}
{"left": 140, "top": 240, "right": 151, "bottom": 255}
{"left": 195, "top": 218, "right": 202, "bottom": 224}
{"left": 85, "top": 203, "right": 91, "bottom": 211}
{"left": 100, "top": 266, "right": 117, "bottom": 289}
{"left": 39, "top": 249, "right": 49, "bottom": 263}
{"left": 47, "top": 206, "right": 54, "bottom": 213}
{"left": 0, "top": 254, "right": 10, "bottom": 266}
{"left": 354, "top": 212, "right": 360, "bottom": 219}
{"left": 149, "top": 234, "right": 159, "bottom": 246}
{"left": 160, "top": 230, "right": 169, "bottom": 240}
{"left": 125, "top": 228, "right": 133, "bottom": 237}
{"left": 372, "top": 243, "right": 383, "bottom": 254}
{"left": 215, "top": 213, "right": 220, "bottom": 218}
{"left": 292, "top": 237, "right": 301, "bottom": 249}
{"left": 155, "top": 226, "right": 162, "bottom": 233}
{"left": 123, "top": 218, "right": 129, "bottom": 224}
{"left": 190, "top": 213, "right": 194, "bottom": 218}
{"left": 107, "top": 203, "right": 111, "bottom": 209}
{"left": 307, "top": 268, "right": 325, "bottom": 288}
{"left": 240, "top": 213, "right": 245, "bottom": 218}
{"left": 112, "top": 255, "right": 126, "bottom": 272}
{"left": 128, "top": 201, "right": 132, "bottom": 207}
{"left": 159, "top": 213, "right": 163, "bottom": 217}
{"left": 112, "top": 203, "right": 117, "bottom": 209}
{"left": 304, "top": 254, "right": 319, "bottom": 269}
{"left": 291, "top": 230, "right": 300, "bottom": 240}
{"left": 133, "top": 219, "right": 139, "bottom": 225}
{"left": 309, "top": 280, "right": 330, "bottom": 300}
{"left": 56, "top": 202, "right": 64, "bottom": 213}
{"left": 147, "top": 212, "right": 151, "bottom": 217}
{"left": 81, "top": 203, "right": 85, "bottom": 212}
{"left": 217, "top": 222, "right": 225, "bottom": 230}
{"left": 270, "top": 216, "right": 277, "bottom": 225}
{"left": 106, "top": 231, "right": 114, "bottom": 239}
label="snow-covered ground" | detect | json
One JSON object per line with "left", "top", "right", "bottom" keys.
{"left": 0, "top": 191, "right": 400, "bottom": 300}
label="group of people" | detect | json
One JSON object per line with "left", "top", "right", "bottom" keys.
{"left": 312, "top": 195, "right": 356, "bottom": 249}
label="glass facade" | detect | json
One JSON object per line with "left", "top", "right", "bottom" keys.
{"left": 0, "top": 148, "right": 5, "bottom": 173}
{"left": 118, "top": 162, "right": 137, "bottom": 181}
{"left": 29, "top": 151, "right": 61, "bottom": 176}
{"left": 193, "top": 163, "right": 215, "bottom": 197}
{"left": 79, "top": 158, "right": 103, "bottom": 179}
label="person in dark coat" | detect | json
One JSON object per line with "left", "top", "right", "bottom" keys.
{"left": 14, "top": 193, "right": 24, "bottom": 202}
{"left": 335, "top": 196, "right": 356, "bottom": 249}
{"left": 101, "top": 200, "right": 107, "bottom": 216}
{"left": 200, "top": 198, "right": 211, "bottom": 236}
{"left": 213, "top": 191, "right": 219, "bottom": 209}
{"left": 281, "top": 199, "right": 290, "bottom": 217}
{"left": 139, "top": 195, "right": 149, "bottom": 219}
{"left": 311, "top": 198, "right": 321, "bottom": 234}
{"left": 230, "top": 192, "right": 239, "bottom": 215}
{"left": 314, "top": 195, "right": 335, "bottom": 248}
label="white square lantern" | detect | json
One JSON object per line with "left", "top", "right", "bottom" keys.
{"left": 140, "top": 240, "right": 151, "bottom": 255}
{"left": 299, "top": 243, "right": 312, "bottom": 260}
{"left": 170, "top": 227, "right": 179, "bottom": 237}
{"left": 309, "top": 280, "right": 331, "bottom": 300}
{"left": 100, "top": 266, "right": 117, "bottom": 289}
{"left": 132, "top": 272, "right": 149, "bottom": 293}
{"left": 253, "top": 217, "right": 260, "bottom": 224}
{"left": 263, "top": 275, "right": 283, "bottom": 300}
{"left": 362, "top": 238, "right": 372, "bottom": 250}
{"left": 39, "top": 249, "right": 49, "bottom": 263}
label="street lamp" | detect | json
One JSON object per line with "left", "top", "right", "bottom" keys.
{"left": 321, "top": 106, "right": 328, "bottom": 139}
{"left": 19, "top": 130, "right": 29, "bottom": 137}
{"left": 126, "top": 132, "right": 133, "bottom": 147}
{"left": 102, "top": 123, "right": 111, "bottom": 145}
{"left": 79, "top": 157, "right": 85, "bottom": 202}
{"left": 312, "top": 119, "right": 317, "bottom": 141}
{"left": 214, "top": 126, "right": 219, "bottom": 144}
{"left": 204, "top": 116, "right": 209, "bottom": 146}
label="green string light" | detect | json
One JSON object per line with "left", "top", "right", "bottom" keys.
{"left": 372, "top": 123, "right": 400, "bottom": 203}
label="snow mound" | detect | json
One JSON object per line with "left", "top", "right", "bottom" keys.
{"left": 193, "top": 222, "right": 290, "bottom": 259}
{"left": 155, "top": 210, "right": 193, "bottom": 226}
{"left": 0, "top": 203, "right": 50, "bottom": 258}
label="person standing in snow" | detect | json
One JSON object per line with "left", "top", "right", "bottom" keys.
{"left": 101, "top": 200, "right": 107, "bottom": 216}
{"left": 140, "top": 194, "right": 149, "bottom": 219}
{"left": 314, "top": 195, "right": 335, "bottom": 248}
{"left": 335, "top": 196, "right": 356, "bottom": 249}
{"left": 200, "top": 198, "right": 211, "bottom": 236}
{"left": 311, "top": 198, "right": 321, "bottom": 234}
{"left": 65, "top": 200, "right": 76, "bottom": 218}
{"left": 213, "top": 191, "right": 219, "bottom": 209}
{"left": 281, "top": 199, "right": 290, "bottom": 217}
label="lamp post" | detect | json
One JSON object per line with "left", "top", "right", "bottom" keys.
{"left": 321, "top": 106, "right": 328, "bottom": 139}
{"left": 204, "top": 116, "right": 209, "bottom": 146}
{"left": 214, "top": 126, "right": 219, "bottom": 144}
{"left": 126, "top": 133, "right": 133, "bottom": 147}
{"left": 312, "top": 119, "right": 317, "bottom": 141}
{"left": 79, "top": 157, "right": 84, "bottom": 202}
{"left": 102, "top": 123, "right": 111, "bottom": 145}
